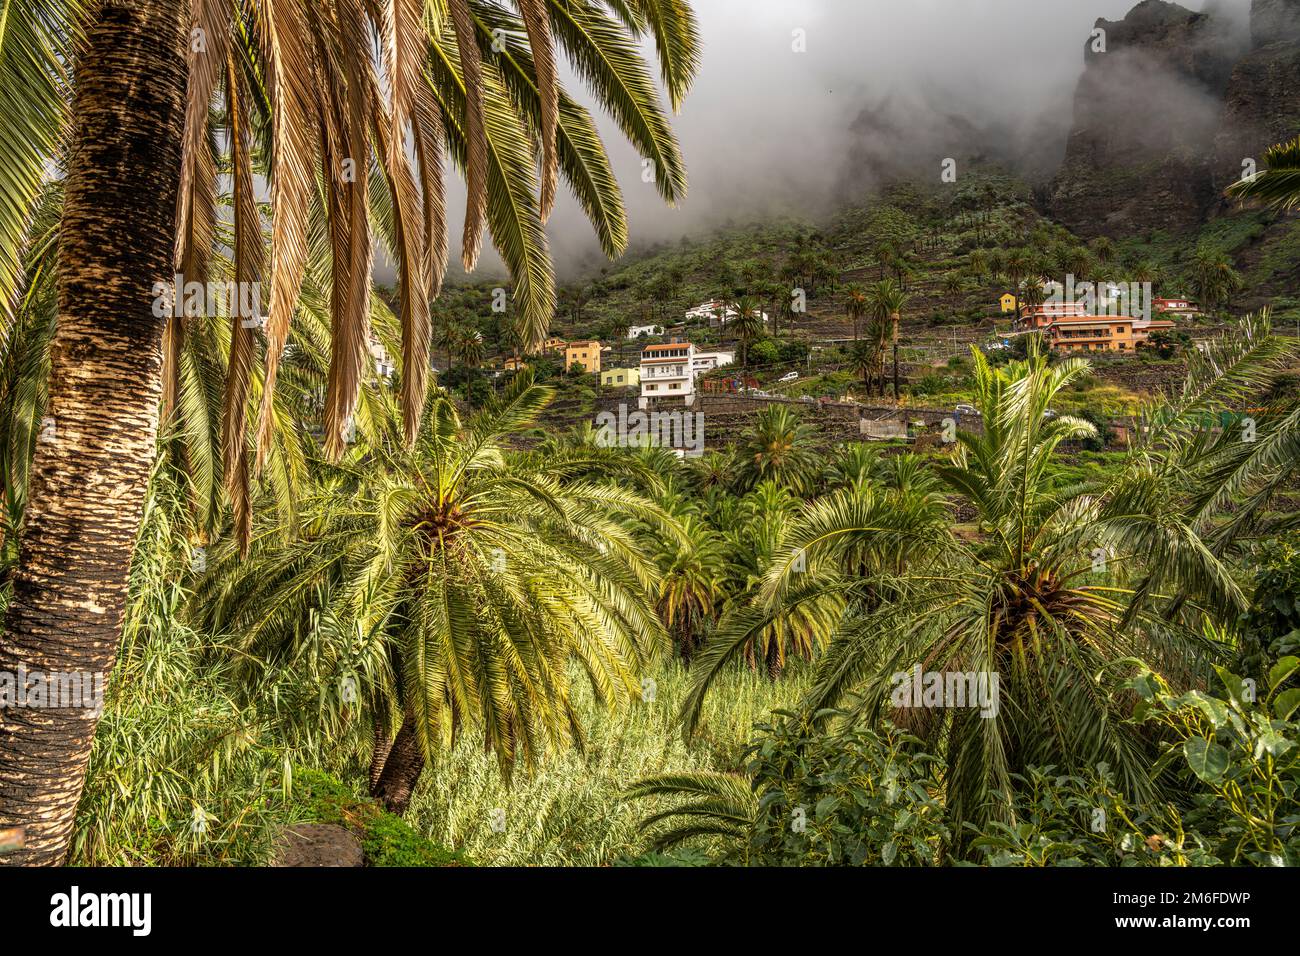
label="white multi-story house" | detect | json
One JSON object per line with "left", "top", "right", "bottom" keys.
{"left": 639, "top": 342, "right": 695, "bottom": 408}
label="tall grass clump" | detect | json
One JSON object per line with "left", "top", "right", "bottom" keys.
{"left": 406, "top": 660, "right": 811, "bottom": 866}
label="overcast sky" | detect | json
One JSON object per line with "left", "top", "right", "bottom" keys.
{"left": 446, "top": 0, "right": 1248, "bottom": 280}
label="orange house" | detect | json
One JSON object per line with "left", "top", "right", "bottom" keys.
{"left": 1043, "top": 316, "right": 1175, "bottom": 353}
{"left": 564, "top": 340, "right": 602, "bottom": 374}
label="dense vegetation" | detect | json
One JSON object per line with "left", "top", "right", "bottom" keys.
{"left": 2, "top": 0, "right": 1299, "bottom": 872}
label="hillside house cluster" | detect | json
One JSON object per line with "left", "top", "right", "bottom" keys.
{"left": 1011, "top": 301, "right": 1179, "bottom": 353}
{"left": 684, "top": 299, "right": 770, "bottom": 329}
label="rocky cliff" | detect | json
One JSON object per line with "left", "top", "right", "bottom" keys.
{"left": 1212, "top": 0, "right": 1300, "bottom": 202}
{"left": 1045, "top": 0, "right": 1250, "bottom": 237}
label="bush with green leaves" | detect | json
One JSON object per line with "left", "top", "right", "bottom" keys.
{"left": 1130, "top": 661, "right": 1300, "bottom": 866}
{"left": 964, "top": 766, "right": 1218, "bottom": 867}
{"left": 627, "top": 713, "right": 949, "bottom": 866}
{"left": 745, "top": 713, "right": 949, "bottom": 866}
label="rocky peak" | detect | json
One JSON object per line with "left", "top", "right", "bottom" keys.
{"left": 1252, "top": 0, "right": 1300, "bottom": 45}
{"left": 1045, "top": 0, "right": 1272, "bottom": 238}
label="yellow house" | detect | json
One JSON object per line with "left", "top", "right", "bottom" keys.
{"left": 503, "top": 356, "right": 528, "bottom": 371}
{"left": 601, "top": 367, "right": 641, "bottom": 388}
{"left": 999, "top": 293, "right": 1017, "bottom": 313}
{"left": 565, "top": 340, "right": 601, "bottom": 374}
{"left": 542, "top": 336, "right": 567, "bottom": 353}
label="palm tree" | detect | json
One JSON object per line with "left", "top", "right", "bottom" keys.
{"left": 1067, "top": 247, "right": 1094, "bottom": 284}
{"left": 723, "top": 482, "right": 839, "bottom": 678}
{"left": 843, "top": 283, "right": 867, "bottom": 341}
{"left": 867, "top": 280, "right": 909, "bottom": 400}
{"left": 193, "top": 375, "right": 670, "bottom": 813}
{"left": 0, "top": 0, "right": 189, "bottom": 867}
{"left": 736, "top": 404, "right": 820, "bottom": 496}
{"left": 644, "top": 508, "right": 726, "bottom": 663}
{"left": 1090, "top": 236, "right": 1116, "bottom": 266}
{"left": 682, "top": 319, "right": 1300, "bottom": 839}
{"left": 1018, "top": 278, "right": 1046, "bottom": 315}
{"left": 1190, "top": 246, "right": 1243, "bottom": 312}
{"left": 847, "top": 340, "right": 875, "bottom": 394}
{"left": 1003, "top": 247, "right": 1031, "bottom": 319}
{"left": 1226, "top": 136, "right": 1300, "bottom": 211}
{"left": 0, "top": 0, "right": 701, "bottom": 864}
{"left": 731, "top": 295, "right": 764, "bottom": 368}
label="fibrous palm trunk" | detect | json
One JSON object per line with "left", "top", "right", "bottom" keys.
{"left": 371, "top": 715, "right": 426, "bottom": 816}
{"left": 368, "top": 720, "right": 394, "bottom": 792}
{"left": 0, "top": 0, "right": 188, "bottom": 866}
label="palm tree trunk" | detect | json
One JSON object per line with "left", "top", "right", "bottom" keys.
{"left": 0, "top": 0, "right": 188, "bottom": 867}
{"left": 765, "top": 642, "right": 783, "bottom": 680}
{"left": 368, "top": 720, "right": 394, "bottom": 792}
{"left": 892, "top": 313, "right": 901, "bottom": 401}
{"left": 371, "top": 714, "right": 426, "bottom": 815}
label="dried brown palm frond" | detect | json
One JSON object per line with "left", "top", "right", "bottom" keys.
{"left": 149, "top": 0, "right": 699, "bottom": 548}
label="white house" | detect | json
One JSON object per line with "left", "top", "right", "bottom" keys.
{"left": 692, "top": 349, "right": 735, "bottom": 376}
{"left": 687, "top": 300, "right": 770, "bottom": 329}
{"left": 639, "top": 342, "right": 695, "bottom": 408}
{"left": 369, "top": 333, "right": 396, "bottom": 381}
{"left": 685, "top": 300, "right": 726, "bottom": 323}
{"left": 627, "top": 323, "right": 664, "bottom": 339}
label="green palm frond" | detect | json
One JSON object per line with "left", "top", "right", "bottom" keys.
{"left": 0, "top": 0, "right": 81, "bottom": 339}
{"left": 1226, "top": 136, "right": 1300, "bottom": 211}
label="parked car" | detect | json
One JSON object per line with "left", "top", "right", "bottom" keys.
{"left": 955, "top": 403, "right": 979, "bottom": 417}
{"left": 779, "top": 371, "right": 799, "bottom": 383}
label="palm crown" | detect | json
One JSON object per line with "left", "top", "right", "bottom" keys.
{"left": 191, "top": 374, "right": 674, "bottom": 802}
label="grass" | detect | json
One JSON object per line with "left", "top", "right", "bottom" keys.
{"left": 404, "top": 659, "right": 811, "bottom": 866}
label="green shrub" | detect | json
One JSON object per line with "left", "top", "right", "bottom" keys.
{"left": 744, "top": 714, "right": 950, "bottom": 866}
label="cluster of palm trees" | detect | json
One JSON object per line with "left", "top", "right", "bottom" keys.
{"left": 437, "top": 319, "right": 486, "bottom": 370}
{"left": 844, "top": 280, "right": 909, "bottom": 398}
{"left": 678, "top": 322, "right": 1300, "bottom": 838}
{"left": 1, "top": 0, "right": 1297, "bottom": 864}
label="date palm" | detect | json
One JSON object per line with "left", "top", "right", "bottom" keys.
{"left": 0, "top": 0, "right": 189, "bottom": 867}
{"left": 192, "top": 375, "right": 670, "bottom": 813}
{"left": 643, "top": 505, "right": 726, "bottom": 663}
{"left": 867, "top": 279, "right": 908, "bottom": 400}
{"left": 730, "top": 295, "right": 763, "bottom": 369}
{"left": 735, "top": 404, "right": 820, "bottom": 497}
{"left": 0, "top": 0, "right": 700, "bottom": 864}
{"left": 847, "top": 339, "right": 875, "bottom": 393}
{"left": 843, "top": 283, "right": 867, "bottom": 341}
{"left": 1190, "top": 246, "right": 1243, "bottom": 312}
